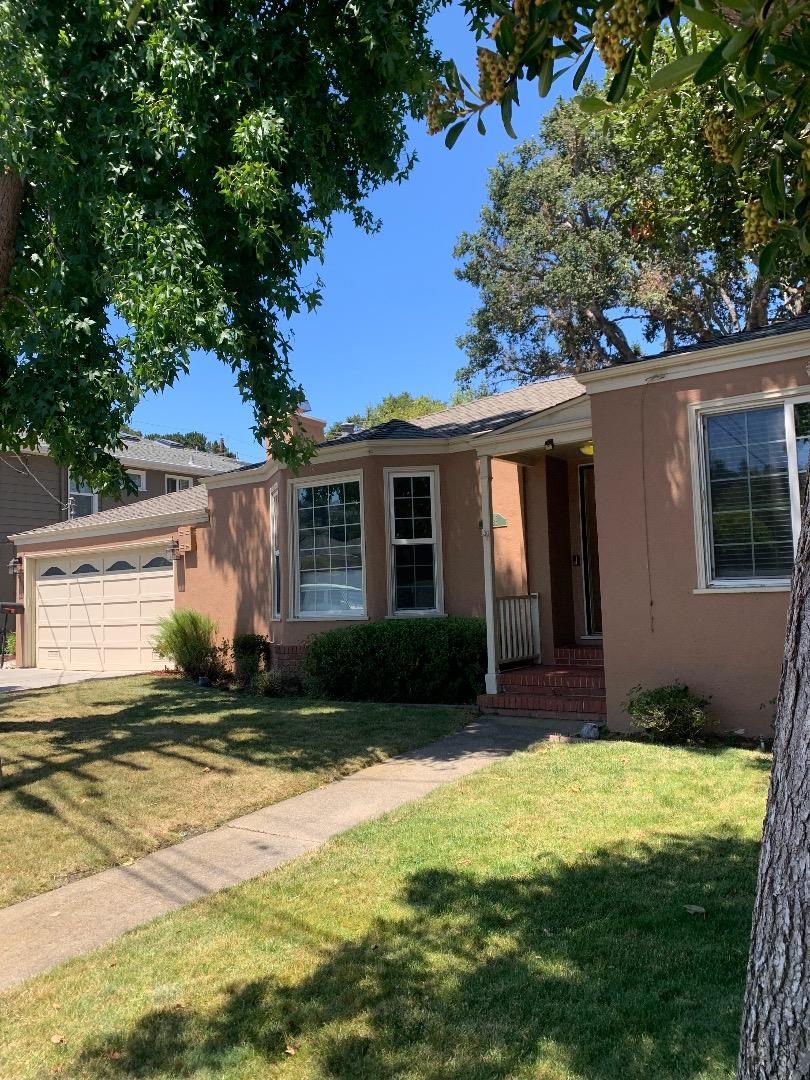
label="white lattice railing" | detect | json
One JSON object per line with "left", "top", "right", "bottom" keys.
{"left": 496, "top": 593, "right": 540, "bottom": 665}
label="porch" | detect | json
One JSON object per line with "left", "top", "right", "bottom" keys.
{"left": 474, "top": 396, "right": 604, "bottom": 722}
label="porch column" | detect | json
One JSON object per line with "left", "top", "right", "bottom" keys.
{"left": 479, "top": 454, "right": 500, "bottom": 695}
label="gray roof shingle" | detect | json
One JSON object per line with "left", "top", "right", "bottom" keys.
{"left": 117, "top": 438, "right": 246, "bottom": 472}
{"left": 12, "top": 484, "right": 209, "bottom": 540}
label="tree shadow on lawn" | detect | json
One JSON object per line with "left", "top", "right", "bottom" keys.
{"left": 75, "top": 831, "right": 756, "bottom": 1080}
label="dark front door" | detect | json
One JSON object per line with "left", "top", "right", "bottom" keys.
{"left": 579, "top": 464, "right": 603, "bottom": 636}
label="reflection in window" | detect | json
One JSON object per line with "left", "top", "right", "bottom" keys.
{"left": 143, "top": 556, "right": 173, "bottom": 569}
{"left": 74, "top": 563, "right": 99, "bottom": 575}
{"left": 295, "top": 479, "right": 363, "bottom": 615}
{"left": 41, "top": 566, "right": 66, "bottom": 577}
{"left": 107, "top": 560, "right": 135, "bottom": 572}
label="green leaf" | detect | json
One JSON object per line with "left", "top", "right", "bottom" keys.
{"left": 770, "top": 44, "right": 810, "bottom": 73}
{"left": 538, "top": 54, "right": 554, "bottom": 97}
{"left": 743, "top": 30, "right": 766, "bottom": 80}
{"left": 722, "top": 25, "right": 755, "bottom": 60}
{"left": 575, "top": 94, "right": 613, "bottom": 114}
{"left": 758, "top": 238, "right": 781, "bottom": 277}
{"left": 769, "top": 156, "right": 785, "bottom": 212}
{"left": 501, "top": 95, "right": 517, "bottom": 139}
{"left": 444, "top": 119, "right": 467, "bottom": 149}
{"left": 606, "top": 46, "right": 636, "bottom": 103}
{"left": 477, "top": 113, "right": 487, "bottom": 136}
{"left": 572, "top": 46, "right": 594, "bottom": 91}
{"left": 680, "top": 4, "right": 732, "bottom": 35}
{"left": 648, "top": 51, "right": 708, "bottom": 90}
{"left": 694, "top": 39, "right": 729, "bottom": 85}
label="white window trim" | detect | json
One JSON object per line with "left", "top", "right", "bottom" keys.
{"left": 269, "top": 484, "right": 281, "bottom": 621}
{"left": 67, "top": 472, "right": 99, "bottom": 516}
{"left": 165, "top": 474, "right": 192, "bottom": 494}
{"left": 689, "top": 386, "right": 810, "bottom": 591}
{"left": 384, "top": 466, "right": 444, "bottom": 617}
{"left": 287, "top": 469, "right": 367, "bottom": 621}
{"left": 126, "top": 469, "right": 147, "bottom": 492}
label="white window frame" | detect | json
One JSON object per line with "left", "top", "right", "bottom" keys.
{"left": 165, "top": 474, "right": 192, "bottom": 494}
{"left": 270, "top": 484, "right": 281, "bottom": 621}
{"left": 384, "top": 467, "right": 444, "bottom": 617}
{"left": 689, "top": 386, "right": 810, "bottom": 592}
{"left": 67, "top": 472, "right": 98, "bottom": 517}
{"left": 288, "top": 470, "right": 367, "bottom": 620}
{"left": 126, "top": 469, "right": 147, "bottom": 492}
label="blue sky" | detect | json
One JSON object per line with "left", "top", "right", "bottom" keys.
{"left": 131, "top": 8, "right": 580, "bottom": 462}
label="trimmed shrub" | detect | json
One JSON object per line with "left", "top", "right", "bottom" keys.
{"left": 304, "top": 617, "right": 486, "bottom": 704}
{"left": 252, "top": 670, "right": 303, "bottom": 697}
{"left": 232, "top": 633, "right": 267, "bottom": 686}
{"left": 153, "top": 609, "right": 218, "bottom": 679}
{"left": 624, "top": 683, "right": 710, "bottom": 742}
{"left": 3, "top": 630, "right": 14, "bottom": 656}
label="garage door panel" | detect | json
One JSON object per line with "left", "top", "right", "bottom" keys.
{"left": 36, "top": 547, "right": 175, "bottom": 673}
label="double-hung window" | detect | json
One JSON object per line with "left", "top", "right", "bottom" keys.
{"left": 67, "top": 474, "right": 98, "bottom": 518}
{"left": 387, "top": 470, "right": 442, "bottom": 614}
{"left": 165, "top": 475, "right": 192, "bottom": 494}
{"left": 699, "top": 397, "right": 810, "bottom": 586}
{"left": 293, "top": 475, "right": 364, "bottom": 617}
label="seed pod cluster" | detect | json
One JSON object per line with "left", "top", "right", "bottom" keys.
{"left": 743, "top": 200, "right": 776, "bottom": 250}
{"left": 478, "top": 46, "right": 509, "bottom": 104}
{"left": 427, "top": 82, "right": 465, "bottom": 135}
{"left": 703, "top": 113, "right": 735, "bottom": 165}
{"left": 593, "top": 0, "right": 645, "bottom": 73}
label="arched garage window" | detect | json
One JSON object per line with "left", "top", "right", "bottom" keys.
{"left": 143, "top": 556, "right": 172, "bottom": 569}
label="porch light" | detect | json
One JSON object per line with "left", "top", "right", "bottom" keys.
{"left": 165, "top": 539, "right": 181, "bottom": 562}
{"left": 7, "top": 556, "right": 22, "bottom": 576}
{"left": 579, "top": 442, "right": 594, "bottom": 456}
{"left": 544, "top": 438, "right": 555, "bottom": 451}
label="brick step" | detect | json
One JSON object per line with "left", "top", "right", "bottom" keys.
{"left": 478, "top": 691, "right": 607, "bottom": 715}
{"left": 554, "top": 646, "right": 604, "bottom": 667}
{"left": 482, "top": 706, "right": 606, "bottom": 724}
{"left": 501, "top": 665, "right": 605, "bottom": 691}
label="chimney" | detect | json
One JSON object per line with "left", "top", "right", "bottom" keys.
{"left": 265, "top": 408, "right": 327, "bottom": 459}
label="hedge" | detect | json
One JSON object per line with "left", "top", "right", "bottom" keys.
{"left": 303, "top": 616, "right": 486, "bottom": 704}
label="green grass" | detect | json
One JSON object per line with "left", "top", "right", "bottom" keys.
{"left": 0, "top": 738, "right": 769, "bottom": 1079}
{"left": 0, "top": 675, "right": 465, "bottom": 907}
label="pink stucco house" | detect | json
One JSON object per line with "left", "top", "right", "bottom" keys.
{"left": 11, "top": 315, "right": 810, "bottom": 736}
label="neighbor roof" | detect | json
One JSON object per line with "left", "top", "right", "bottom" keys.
{"left": 618, "top": 314, "right": 810, "bottom": 368}
{"left": 117, "top": 437, "right": 245, "bottom": 472}
{"left": 11, "top": 484, "right": 209, "bottom": 542}
{"left": 324, "top": 377, "right": 584, "bottom": 447}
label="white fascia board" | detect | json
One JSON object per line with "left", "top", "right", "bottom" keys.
{"left": 11, "top": 508, "right": 209, "bottom": 547}
{"left": 115, "top": 455, "right": 235, "bottom": 476}
{"left": 576, "top": 330, "right": 810, "bottom": 394}
{"left": 474, "top": 416, "right": 593, "bottom": 457}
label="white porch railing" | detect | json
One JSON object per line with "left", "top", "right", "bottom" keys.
{"left": 496, "top": 593, "right": 541, "bottom": 665}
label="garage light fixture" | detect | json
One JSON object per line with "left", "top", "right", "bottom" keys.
{"left": 165, "top": 539, "right": 181, "bottom": 562}
{"left": 7, "top": 556, "right": 22, "bottom": 576}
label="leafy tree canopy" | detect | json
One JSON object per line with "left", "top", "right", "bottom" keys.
{"left": 454, "top": 60, "right": 807, "bottom": 386}
{"left": 433, "top": 1, "right": 810, "bottom": 274}
{"left": 0, "top": 0, "right": 441, "bottom": 490}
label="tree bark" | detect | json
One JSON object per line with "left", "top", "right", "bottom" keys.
{"left": 737, "top": 498, "right": 810, "bottom": 1080}
{"left": 0, "top": 167, "right": 22, "bottom": 299}
{"left": 584, "top": 305, "right": 636, "bottom": 362}
{"left": 745, "top": 277, "right": 770, "bottom": 331}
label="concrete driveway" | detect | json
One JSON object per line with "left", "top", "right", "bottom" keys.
{"left": 0, "top": 667, "right": 140, "bottom": 693}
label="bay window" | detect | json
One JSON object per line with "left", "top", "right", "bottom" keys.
{"left": 293, "top": 475, "right": 364, "bottom": 617}
{"left": 387, "top": 470, "right": 442, "bottom": 614}
{"left": 700, "top": 397, "right": 810, "bottom": 586}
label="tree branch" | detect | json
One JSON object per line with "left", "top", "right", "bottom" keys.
{"left": 0, "top": 168, "right": 23, "bottom": 300}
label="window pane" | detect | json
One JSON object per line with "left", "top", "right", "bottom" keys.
{"left": 706, "top": 407, "right": 792, "bottom": 581}
{"left": 394, "top": 545, "right": 435, "bottom": 610}
{"left": 392, "top": 475, "right": 433, "bottom": 545}
{"left": 296, "top": 482, "right": 364, "bottom": 614}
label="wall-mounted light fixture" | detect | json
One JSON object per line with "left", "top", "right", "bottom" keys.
{"left": 7, "top": 556, "right": 22, "bottom": 576}
{"left": 579, "top": 442, "right": 594, "bottom": 456}
{"left": 165, "top": 539, "right": 181, "bottom": 562}
{"left": 544, "top": 438, "right": 555, "bottom": 451}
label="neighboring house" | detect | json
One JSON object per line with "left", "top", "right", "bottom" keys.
{"left": 1, "top": 436, "right": 245, "bottom": 606}
{"left": 10, "top": 315, "right": 810, "bottom": 736}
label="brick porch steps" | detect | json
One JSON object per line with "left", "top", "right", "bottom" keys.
{"left": 477, "top": 649, "right": 606, "bottom": 723}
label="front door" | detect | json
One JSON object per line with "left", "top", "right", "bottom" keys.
{"left": 579, "top": 464, "right": 602, "bottom": 636}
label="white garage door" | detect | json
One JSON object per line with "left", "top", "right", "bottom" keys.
{"left": 35, "top": 547, "right": 175, "bottom": 671}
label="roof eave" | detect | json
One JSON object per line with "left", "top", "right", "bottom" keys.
{"left": 11, "top": 507, "right": 209, "bottom": 547}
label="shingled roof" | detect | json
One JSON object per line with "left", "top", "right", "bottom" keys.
{"left": 324, "top": 376, "right": 584, "bottom": 448}
{"left": 11, "top": 484, "right": 209, "bottom": 541}
{"left": 117, "top": 437, "right": 246, "bottom": 472}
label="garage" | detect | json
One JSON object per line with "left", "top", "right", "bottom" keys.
{"left": 34, "top": 546, "right": 175, "bottom": 671}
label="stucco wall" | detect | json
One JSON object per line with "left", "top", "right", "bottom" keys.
{"left": 591, "top": 355, "right": 809, "bottom": 736}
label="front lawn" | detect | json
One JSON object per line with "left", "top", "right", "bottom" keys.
{"left": 0, "top": 676, "right": 465, "bottom": 907}
{"left": 0, "top": 738, "right": 769, "bottom": 1079}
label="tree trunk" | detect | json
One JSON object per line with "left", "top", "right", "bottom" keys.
{"left": 584, "top": 305, "right": 636, "bottom": 362}
{"left": 737, "top": 498, "right": 810, "bottom": 1080}
{"left": 745, "top": 277, "right": 770, "bottom": 331}
{"left": 0, "top": 167, "right": 22, "bottom": 299}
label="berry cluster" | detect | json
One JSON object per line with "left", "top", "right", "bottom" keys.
{"left": 593, "top": 0, "right": 645, "bottom": 73}
{"left": 703, "top": 113, "right": 734, "bottom": 165}
{"left": 426, "top": 82, "right": 465, "bottom": 135}
{"left": 477, "top": 46, "right": 509, "bottom": 104}
{"left": 743, "top": 200, "right": 776, "bottom": 250}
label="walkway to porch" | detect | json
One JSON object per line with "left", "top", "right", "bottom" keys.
{"left": 477, "top": 645, "right": 605, "bottom": 722}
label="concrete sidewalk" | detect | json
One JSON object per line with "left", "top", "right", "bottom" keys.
{"left": 0, "top": 668, "right": 140, "bottom": 694}
{"left": 0, "top": 715, "right": 570, "bottom": 992}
